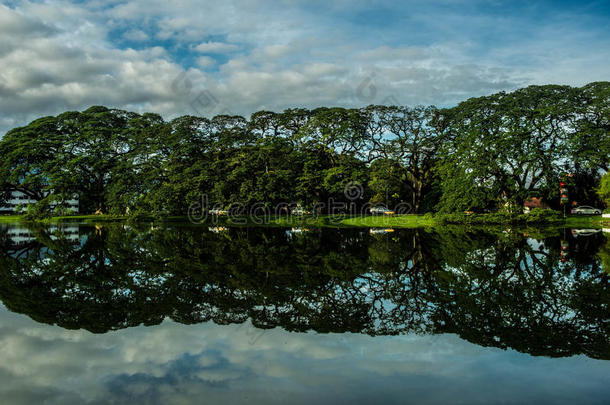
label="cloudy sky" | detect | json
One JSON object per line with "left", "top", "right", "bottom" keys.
{"left": 1, "top": 0, "right": 609, "bottom": 135}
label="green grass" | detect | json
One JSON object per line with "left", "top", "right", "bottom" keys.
{"left": 342, "top": 214, "right": 603, "bottom": 229}
{"left": 341, "top": 214, "right": 436, "bottom": 228}
{"left": 564, "top": 215, "right": 605, "bottom": 227}
{"left": 203, "top": 214, "right": 436, "bottom": 228}
{"left": 0, "top": 215, "right": 23, "bottom": 223}
{"left": 0, "top": 213, "right": 605, "bottom": 229}
{"left": 41, "top": 215, "right": 128, "bottom": 223}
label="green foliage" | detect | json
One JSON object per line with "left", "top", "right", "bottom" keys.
{"left": 0, "top": 82, "right": 607, "bottom": 218}
{"left": 368, "top": 158, "right": 406, "bottom": 206}
{"left": 435, "top": 208, "right": 562, "bottom": 225}
{"left": 523, "top": 208, "right": 563, "bottom": 223}
{"left": 571, "top": 82, "right": 610, "bottom": 172}
{"left": 437, "top": 85, "right": 581, "bottom": 212}
{"left": 599, "top": 172, "right": 610, "bottom": 208}
{"left": 51, "top": 205, "right": 72, "bottom": 217}
{"left": 23, "top": 200, "right": 52, "bottom": 220}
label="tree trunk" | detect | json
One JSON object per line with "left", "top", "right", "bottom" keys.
{"left": 412, "top": 181, "right": 423, "bottom": 214}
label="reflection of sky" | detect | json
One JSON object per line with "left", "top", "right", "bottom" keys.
{"left": 0, "top": 305, "right": 609, "bottom": 404}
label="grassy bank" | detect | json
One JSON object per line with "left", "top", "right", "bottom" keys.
{"left": 43, "top": 215, "right": 129, "bottom": 223}
{"left": 342, "top": 214, "right": 602, "bottom": 229}
{"left": 565, "top": 216, "right": 606, "bottom": 228}
{"left": 0, "top": 213, "right": 605, "bottom": 229}
{"left": 45, "top": 214, "right": 436, "bottom": 228}
{"left": 340, "top": 215, "right": 436, "bottom": 228}
{"left": 0, "top": 215, "right": 23, "bottom": 223}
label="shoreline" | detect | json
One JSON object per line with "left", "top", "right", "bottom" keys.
{"left": 0, "top": 214, "right": 606, "bottom": 229}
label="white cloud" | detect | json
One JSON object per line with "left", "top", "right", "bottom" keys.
{"left": 194, "top": 41, "right": 239, "bottom": 54}
{"left": 195, "top": 56, "right": 217, "bottom": 68}
{"left": 0, "top": 0, "right": 608, "bottom": 136}
{"left": 123, "top": 29, "right": 149, "bottom": 42}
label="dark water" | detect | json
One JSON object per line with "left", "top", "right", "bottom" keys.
{"left": 0, "top": 222, "right": 609, "bottom": 404}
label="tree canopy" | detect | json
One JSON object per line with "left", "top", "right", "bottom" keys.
{"left": 0, "top": 82, "right": 608, "bottom": 217}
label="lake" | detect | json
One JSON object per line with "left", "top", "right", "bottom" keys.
{"left": 0, "top": 222, "right": 609, "bottom": 404}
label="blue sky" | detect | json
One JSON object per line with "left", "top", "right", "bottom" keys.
{"left": 0, "top": 0, "right": 609, "bottom": 134}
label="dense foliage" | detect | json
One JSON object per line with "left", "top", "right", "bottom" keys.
{"left": 0, "top": 82, "right": 608, "bottom": 217}
{"left": 600, "top": 172, "right": 610, "bottom": 210}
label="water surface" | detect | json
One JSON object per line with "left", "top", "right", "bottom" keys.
{"left": 0, "top": 223, "right": 609, "bottom": 404}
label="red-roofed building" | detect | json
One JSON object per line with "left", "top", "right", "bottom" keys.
{"left": 523, "top": 197, "right": 549, "bottom": 213}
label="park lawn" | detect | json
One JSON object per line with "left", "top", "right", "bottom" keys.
{"left": 564, "top": 215, "right": 605, "bottom": 228}
{"left": 0, "top": 214, "right": 128, "bottom": 224}
{"left": 340, "top": 214, "right": 604, "bottom": 229}
{"left": 340, "top": 214, "right": 436, "bottom": 228}
{"left": 0, "top": 213, "right": 604, "bottom": 229}
{"left": 222, "top": 214, "right": 436, "bottom": 228}
{"left": 42, "top": 215, "right": 128, "bottom": 223}
{"left": 0, "top": 215, "right": 23, "bottom": 223}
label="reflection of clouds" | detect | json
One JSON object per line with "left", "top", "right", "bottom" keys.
{"left": 0, "top": 305, "right": 609, "bottom": 404}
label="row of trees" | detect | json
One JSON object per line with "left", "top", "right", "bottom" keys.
{"left": 0, "top": 82, "right": 608, "bottom": 216}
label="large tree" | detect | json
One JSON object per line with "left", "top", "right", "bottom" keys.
{"left": 0, "top": 116, "right": 62, "bottom": 210}
{"left": 0, "top": 107, "right": 163, "bottom": 215}
{"left": 376, "top": 106, "right": 443, "bottom": 213}
{"left": 571, "top": 81, "right": 610, "bottom": 172}
{"left": 437, "top": 85, "right": 579, "bottom": 212}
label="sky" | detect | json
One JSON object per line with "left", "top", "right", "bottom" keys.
{"left": 0, "top": 0, "right": 609, "bottom": 135}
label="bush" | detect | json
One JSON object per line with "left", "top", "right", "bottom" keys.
{"left": 434, "top": 209, "right": 563, "bottom": 225}
{"left": 23, "top": 201, "right": 52, "bottom": 220}
{"left": 434, "top": 213, "right": 470, "bottom": 224}
{"left": 126, "top": 210, "right": 152, "bottom": 225}
{"left": 434, "top": 212, "right": 513, "bottom": 224}
{"left": 52, "top": 205, "right": 72, "bottom": 217}
{"left": 422, "top": 212, "right": 435, "bottom": 220}
{"left": 523, "top": 208, "right": 562, "bottom": 223}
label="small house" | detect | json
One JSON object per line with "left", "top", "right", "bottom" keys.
{"left": 523, "top": 197, "right": 549, "bottom": 213}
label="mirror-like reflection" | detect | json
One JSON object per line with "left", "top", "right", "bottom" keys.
{"left": 1, "top": 223, "right": 609, "bottom": 360}
{"left": 4, "top": 306, "right": 610, "bottom": 405}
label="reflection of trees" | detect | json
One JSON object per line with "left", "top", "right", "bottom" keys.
{"left": 431, "top": 233, "right": 610, "bottom": 359}
{"left": 596, "top": 235, "right": 610, "bottom": 274}
{"left": 0, "top": 224, "right": 608, "bottom": 359}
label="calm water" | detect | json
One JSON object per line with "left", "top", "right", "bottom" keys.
{"left": 0, "top": 222, "right": 609, "bottom": 404}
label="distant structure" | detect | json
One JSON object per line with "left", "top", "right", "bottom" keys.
{"left": 0, "top": 190, "right": 79, "bottom": 215}
{"left": 523, "top": 197, "right": 549, "bottom": 213}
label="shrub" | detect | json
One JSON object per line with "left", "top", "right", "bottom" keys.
{"left": 434, "top": 209, "right": 563, "bottom": 224}
{"left": 52, "top": 205, "right": 72, "bottom": 217}
{"left": 434, "top": 212, "right": 514, "bottom": 224}
{"left": 23, "top": 201, "right": 52, "bottom": 220}
{"left": 422, "top": 212, "right": 435, "bottom": 220}
{"left": 127, "top": 210, "right": 152, "bottom": 225}
{"left": 523, "top": 208, "right": 562, "bottom": 223}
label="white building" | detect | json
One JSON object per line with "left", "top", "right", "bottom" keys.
{"left": 0, "top": 190, "right": 79, "bottom": 215}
